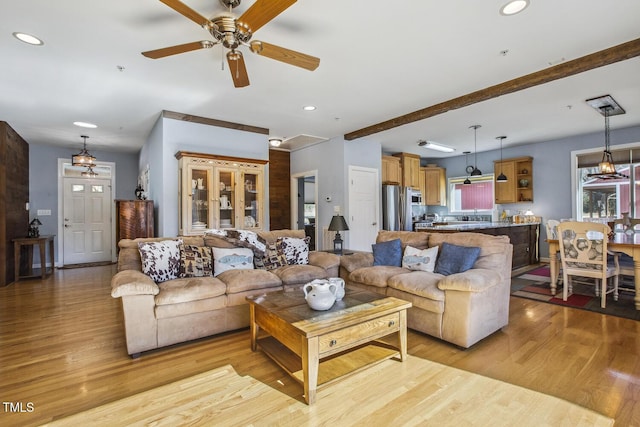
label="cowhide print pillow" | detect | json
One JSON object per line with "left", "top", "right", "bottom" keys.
{"left": 138, "top": 239, "right": 182, "bottom": 283}
{"left": 277, "top": 236, "right": 311, "bottom": 265}
{"left": 211, "top": 247, "right": 254, "bottom": 277}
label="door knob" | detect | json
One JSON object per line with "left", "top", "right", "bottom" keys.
{"left": 64, "top": 224, "right": 70, "bottom": 228}
{"left": 372, "top": 222, "right": 377, "bottom": 226}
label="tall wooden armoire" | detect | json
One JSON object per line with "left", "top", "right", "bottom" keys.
{"left": 0, "top": 122, "right": 30, "bottom": 286}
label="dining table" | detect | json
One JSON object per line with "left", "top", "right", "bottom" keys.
{"left": 547, "top": 232, "right": 640, "bottom": 310}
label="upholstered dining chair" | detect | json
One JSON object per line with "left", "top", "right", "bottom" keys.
{"left": 557, "top": 221, "right": 619, "bottom": 309}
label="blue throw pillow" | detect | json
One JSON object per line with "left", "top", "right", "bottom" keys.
{"left": 434, "top": 242, "right": 481, "bottom": 276}
{"left": 372, "top": 239, "right": 402, "bottom": 267}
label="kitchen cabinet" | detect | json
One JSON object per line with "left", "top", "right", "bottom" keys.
{"left": 176, "top": 152, "right": 266, "bottom": 235}
{"left": 494, "top": 156, "right": 533, "bottom": 204}
{"left": 382, "top": 155, "right": 401, "bottom": 184}
{"left": 115, "top": 200, "right": 154, "bottom": 246}
{"left": 393, "top": 153, "right": 421, "bottom": 188}
{"left": 419, "top": 168, "right": 427, "bottom": 206}
{"left": 424, "top": 166, "right": 446, "bottom": 206}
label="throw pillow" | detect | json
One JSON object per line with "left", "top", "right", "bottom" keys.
{"left": 178, "top": 244, "right": 213, "bottom": 278}
{"left": 261, "top": 241, "right": 288, "bottom": 271}
{"left": 211, "top": 247, "right": 254, "bottom": 277}
{"left": 434, "top": 242, "right": 481, "bottom": 276}
{"left": 278, "top": 236, "right": 311, "bottom": 265}
{"left": 402, "top": 245, "right": 438, "bottom": 272}
{"left": 138, "top": 239, "right": 182, "bottom": 283}
{"left": 372, "top": 238, "right": 402, "bottom": 266}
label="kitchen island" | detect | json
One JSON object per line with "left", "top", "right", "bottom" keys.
{"left": 418, "top": 222, "right": 539, "bottom": 270}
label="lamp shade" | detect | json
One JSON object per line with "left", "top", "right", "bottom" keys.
{"left": 30, "top": 218, "right": 42, "bottom": 226}
{"left": 328, "top": 215, "right": 349, "bottom": 231}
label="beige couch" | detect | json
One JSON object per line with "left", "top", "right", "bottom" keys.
{"left": 111, "top": 230, "right": 339, "bottom": 357}
{"left": 340, "top": 230, "right": 513, "bottom": 348}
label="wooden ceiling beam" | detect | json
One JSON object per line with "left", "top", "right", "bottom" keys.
{"left": 344, "top": 38, "right": 640, "bottom": 141}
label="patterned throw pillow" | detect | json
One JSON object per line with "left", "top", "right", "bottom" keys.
{"left": 261, "top": 241, "right": 288, "bottom": 271}
{"left": 278, "top": 236, "right": 311, "bottom": 265}
{"left": 402, "top": 245, "right": 438, "bottom": 272}
{"left": 211, "top": 247, "right": 254, "bottom": 277}
{"left": 138, "top": 239, "right": 182, "bottom": 283}
{"left": 178, "top": 244, "right": 213, "bottom": 278}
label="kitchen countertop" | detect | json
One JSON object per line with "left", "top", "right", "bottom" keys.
{"left": 417, "top": 222, "right": 540, "bottom": 232}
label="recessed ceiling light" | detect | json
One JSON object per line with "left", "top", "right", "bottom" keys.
{"left": 73, "top": 121, "right": 98, "bottom": 129}
{"left": 302, "top": 105, "right": 316, "bottom": 111}
{"left": 269, "top": 138, "right": 282, "bottom": 147}
{"left": 12, "top": 32, "right": 44, "bottom": 46}
{"left": 500, "top": 0, "right": 530, "bottom": 16}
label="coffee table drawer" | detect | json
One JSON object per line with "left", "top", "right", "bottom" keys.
{"left": 318, "top": 313, "right": 400, "bottom": 354}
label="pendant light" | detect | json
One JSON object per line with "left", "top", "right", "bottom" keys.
{"left": 585, "top": 95, "right": 628, "bottom": 179}
{"left": 470, "top": 125, "right": 482, "bottom": 176}
{"left": 81, "top": 166, "right": 98, "bottom": 177}
{"left": 72, "top": 135, "right": 96, "bottom": 167}
{"left": 463, "top": 151, "right": 471, "bottom": 185}
{"left": 496, "top": 136, "right": 508, "bottom": 182}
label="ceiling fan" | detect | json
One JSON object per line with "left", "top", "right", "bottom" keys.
{"left": 142, "top": 0, "right": 320, "bottom": 88}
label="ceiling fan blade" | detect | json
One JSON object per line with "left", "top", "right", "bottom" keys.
{"left": 159, "top": 0, "right": 211, "bottom": 27}
{"left": 238, "top": 0, "right": 296, "bottom": 33}
{"left": 142, "top": 41, "right": 215, "bottom": 59}
{"left": 250, "top": 41, "right": 319, "bottom": 71}
{"left": 227, "top": 51, "right": 250, "bottom": 88}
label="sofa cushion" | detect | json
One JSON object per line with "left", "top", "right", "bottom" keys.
{"left": 349, "top": 265, "right": 407, "bottom": 288}
{"left": 388, "top": 271, "right": 446, "bottom": 301}
{"left": 155, "top": 276, "right": 226, "bottom": 305}
{"left": 402, "top": 245, "right": 438, "bottom": 272}
{"left": 274, "top": 264, "right": 328, "bottom": 286}
{"left": 434, "top": 242, "right": 481, "bottom": 276}
{"left": 377, "top": 230, "right": 429, "bottom": 250}
{"left": 178, "top": 244, "right": 213, "bottom": 278}
{"left": 372, "top": 238, "right": 402, "bottom": 266}
{"left": 155, "top": 295, "right": 227, "bottom": 319}
{"left": 219, "top": 269, "right": 282, "bottom": 294}
{"left": 278, "top": 236, "right": 311, "bottom": 265}
{"left": 211, "top": 247, "right": 254, "bottom": 276}
{"left": 386, "top": 287, "right": 445, "bottom": 315}
{"left": 138, "top": 239, "right": 182, "bottom": 283}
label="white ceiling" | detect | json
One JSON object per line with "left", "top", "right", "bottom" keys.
{"left": 1, "top": 0, "right": 639, "bottom": 157}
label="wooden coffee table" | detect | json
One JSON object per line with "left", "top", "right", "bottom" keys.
{"left": 246, "top": 289, "right": 411, "bottom": 404}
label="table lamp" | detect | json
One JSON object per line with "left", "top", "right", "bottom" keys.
{"left": 328, "top": 215, "right": 349, "bottom": 255}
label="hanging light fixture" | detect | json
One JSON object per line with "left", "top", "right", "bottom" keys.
{"left": 496, "top": 136, "right": 508, "bottom": 182}
{"left": 463, "top": 151, "right": 472, "bottom": 185}
{"left": 72, "top": 135, "right": 96, "bottom": 167}
{"left": 470, "top": 125, "right": 482, "bottom": 176}
{"left": 586, "top": 95, "right": 627, "bottom": 179}
{"left": 81, "top": 166, "right": 98, "bottom": 177}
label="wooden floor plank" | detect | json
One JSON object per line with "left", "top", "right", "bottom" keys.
{"left": 0, "top": 265, "right": 638, "bottom": 425}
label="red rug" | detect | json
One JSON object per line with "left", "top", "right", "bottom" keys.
{"left": 512, "top": 265, "right": 640, "bottom": 320}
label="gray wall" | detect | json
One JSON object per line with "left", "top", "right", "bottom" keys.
{"left": 427, "top": 125, "right": 640, "bottom": 257}
{"left": 28, "top": 143, "right": 139, "bottom": 260}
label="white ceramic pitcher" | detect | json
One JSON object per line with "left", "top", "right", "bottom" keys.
{"left": 303, "top": 280, "right": 337, "bottom": 311}
{"left": 328, "top": 277, "right": 345, "bottom": 301}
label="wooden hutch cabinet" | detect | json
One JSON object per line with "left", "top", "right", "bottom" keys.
{"left": 115, "top": 200, "right": 154, "bottom": 244}
{"left": 494, "top": 156, "right": 533, "bottom": 204}
{"left": 176, "top": 151, "right": 267, "bottom": 235}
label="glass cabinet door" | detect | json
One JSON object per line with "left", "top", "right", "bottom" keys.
{"left": 242, "top": 169, "right": 262, "bottom": 229}
{"left": 215, "top": 168, "right": 237, "bottom": 229}
{"left": 188, "top": 166, "right": 211, "bottom": 234}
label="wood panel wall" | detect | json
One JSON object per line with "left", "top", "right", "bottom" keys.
{"left": 268, "top": 149, "right": 290, "bottom": 230}
{"left": 0, "top": 122, "right": 29, "bottom": 286}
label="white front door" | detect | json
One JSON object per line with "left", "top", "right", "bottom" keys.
{"left": 63, "top": 178, "right": 112, "bottom": 264}
{"left": 348, "top": 166, "right": 380, "bottom": 251}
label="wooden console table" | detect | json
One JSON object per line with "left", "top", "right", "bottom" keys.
{"left": 13, "top": 235, "right": 55, "bottom": 281}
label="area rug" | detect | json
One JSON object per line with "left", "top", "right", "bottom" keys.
{"left": 512, "top": 265, "right": 640, "bottom": 321}
{"left": 41, "top": 358, "right": 612, "bottom": 427}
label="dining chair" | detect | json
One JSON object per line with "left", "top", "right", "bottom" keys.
{"left": 557, "top": 221, "right": 619, "bottom": 308}
{"left": 545, "top": 219, "right": 562, "bottom": 286}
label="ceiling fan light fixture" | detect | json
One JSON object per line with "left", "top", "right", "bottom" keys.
{"left": 418, "top": 140, "right": 455, "bottom": 153}
{"left": 500, "top": 0, "right": 530, "bottom": 16}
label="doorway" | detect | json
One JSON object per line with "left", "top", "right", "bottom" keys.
{"left": 291, "top": 170, "right": 318, "bottom": 250}
{"left": 348, "top": 166, "right": 380, "bottom": 251}
{"left": 58, "top": 160, "right": 116, "bottom": 266}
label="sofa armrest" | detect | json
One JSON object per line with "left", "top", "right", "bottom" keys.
{"left": 308, "top": 251, "right": 340, "bottom": 271}
{"left": 111, "top": 270, "right": 160, "bottom": 298}
{"left": 437, "top": 268, "right": 501, "bottom": 293}
{"left": 339, "top": 253, "right": 374, "bottom": 273}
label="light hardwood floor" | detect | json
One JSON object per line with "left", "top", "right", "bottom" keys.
{"left": 1, "top": 265, "right": 639, "bottom": 426}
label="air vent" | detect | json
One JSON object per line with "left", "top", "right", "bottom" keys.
{"left": 282, "top": 134, "right": 329, "bottom": 151}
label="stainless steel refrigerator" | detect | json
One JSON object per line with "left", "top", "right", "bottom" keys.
{"left": 382, "top": 184, "right": 412, "bottom": 231}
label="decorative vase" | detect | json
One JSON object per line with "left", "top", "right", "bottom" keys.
{"left": 328, "top": 277, "right": 345, "bottom": 301}
{"left": 518, "top": 179, "right": 529, "bottom": 188}
{"left": 303, "top": 280, "right": 337, "bottom": 311}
